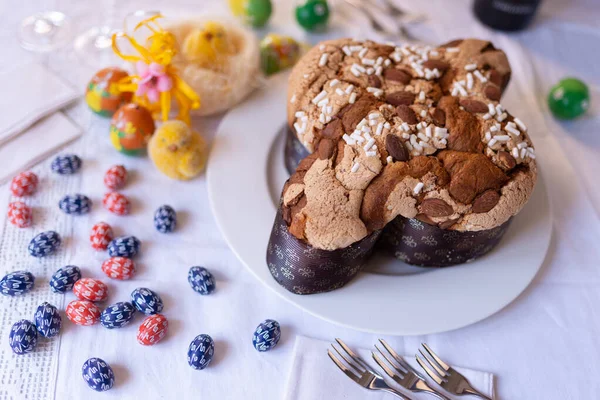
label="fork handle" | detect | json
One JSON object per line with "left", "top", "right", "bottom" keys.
{"left": 465, "top": 387, "right": 493, "bottom": 400}
{"left": 381, "top": 387, "right": 412, "bottom": 399}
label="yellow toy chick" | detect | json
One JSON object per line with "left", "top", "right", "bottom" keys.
{"left": 182, "top": 21, "right": 235, "bottom": 69}
{"left": 148, "top": 120, "right": 207, "bottom": 180}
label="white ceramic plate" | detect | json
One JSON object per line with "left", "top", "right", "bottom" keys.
{"left": 207, "top": 72, "right": 552, "bottom": 335}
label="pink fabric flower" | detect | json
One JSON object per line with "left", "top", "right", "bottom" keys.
{"left": 136, "top": 62, "right": 173, "bottom": 103}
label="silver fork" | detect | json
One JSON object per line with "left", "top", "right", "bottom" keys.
{"left": 416, "top": 343, "right": 492, "bottom": 400}
{"left": 372, "top": 339, "right": 450, "bottom": 400}
{"left": 342, "top": 0, "right": 418, "bottom": 42}
{"left": 328, "top": 338, "right": 412, "bottom": 399}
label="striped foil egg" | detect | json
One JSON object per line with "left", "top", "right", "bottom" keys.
{"left": 9, "top": 320, "right": 38, "bottom": 355}
{"left": 252, "top": 319, "right": 281, "bottom": 352}
{"left": 102, "top": 257, "right": 135, "bottom": 280}
{"left": 28, "top": 230, "right": 61, "bottom": 257}
{"left": 51, "top": 154, "right": 82, "bottom": 174}
{"left": 59, "top": 194, "right": 92, "bottom": 215}
{"left": 34, "top": 302, "right": 62, "bottom": 338}
{"left": 49, "top": 265, "right": 81, "bottom": 293}
{"left": 73, "top": 278, "right": 108, "bottom": 302}
{"left": 82, "top": 358, "right": 115, "bottom": 392}
{"left": 0, "top": 270, "right": 35, "bottom": 296}
{"left": 104, "top": 165, "right": 127, "bottom": 190}
{"left": 90, "top": 222, "right": 113, "bottom": 251}
{"left": 137, "top": 314, "right": 168, "bottom": 345}
{"left": 7, "top": 201, "right": 32, "bottom": 228}
{"left": 188, "top": 266, "right": 216, "bottom": 295}
{"left": 100, "top": 301, "right": 136, "bottom": 329}
{"left": 66, "top": 300, "right": 101, "bottom": 326}
{"left": 131, "top": 287, "right": 163, "bottom": 315}
{"left": 107, "top": 235, "right": 140, "bottom": 258}
{"left": 154, "top": 205, "right": 176, "bottom": 233}
{"left": 10, "top": 171, "right": 38, "bottom": 197}
{"left": 102, "top": 192, "right": 130, "bottom": 215}
{"left": 187, "top": 334, "right": 215, "bottom": 370}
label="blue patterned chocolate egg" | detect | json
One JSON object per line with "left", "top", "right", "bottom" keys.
{"left": 187, "top": 334, "right": 215, "bottom": 370}
{"left": 154, "top": 205, "right": 177, "bottom": 233}
{"left": 188, "top": 266, "right": 216, "bottom": 295}
{"left": 101, "top": 301, "right": 136, "bottom": 329}
{"left": 49, "top": 265, "right": 81, "bottom": 293}
{"left": 0, "top": 270, "right": 35, "bottom": 296}
{"left": 28, "top": 231, "right": 61, "bottom": 257}
{"left": 131, "top": 287, "right": 163, "bottom": 315}
{"left": 9, "top": 319, "right": 38, "bottom": 355}
{"left": 51, "top": 154, "right": 82, "bottom": 174}
{"left": 34, "top": 302, "right": 62, "bottom": 338}
{"left": 107, "top": 235, "right": 141, "bottom": 258}
{"left": 82, "top": 357, "right": 115, "bottom": 392}
{"left": 252, "top": 319, "right": 281, "bottom": 352}
{"left": 59, "top": 194, "right": 92, "bottom": 215}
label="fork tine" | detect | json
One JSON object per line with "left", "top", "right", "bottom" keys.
{"left": 422, "top": 343, "right": 450, "bottom": 371}
{"left": 374, "top": 344, "right": 406, "bottom": 378}
{"left": 328, "top": 349, "right": 362, "bottom": 382}
{"left": 371, "top": 351, "right": 397, "bottom": 380}
{"left": 332, "top": 344, "right": 365, "bottom": 374}
{"left": 418, "top": 348, "right": 448, "bottom": 379}
{"left": 378, "top": 339, "right": 411, "bottom": 374}
{"left": 335, "top": 338, "right": 372, "bottom": 372}
{"left": 416, "top": 354, "right": 444, "bottom": 385}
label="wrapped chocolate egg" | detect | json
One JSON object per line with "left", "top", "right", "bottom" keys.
{"left": 51, "top": 154, "right": 82, "bottom": 175}
{"left": 137, "top": 314, "right": 168, "bottom": 345}
{"left": 66, "top": 300, "right": 101, "bottom": 326}
{"left": 85, "top": 67, "right": 132, "bottom": 117}
{"left": 188, "top": 266, "right": 216, "bottom": 295}
{"left": 7, "top": 201, "right": 32, "bottom": 228}
{"left": 260, "top": 33, "right": 303, "bottom": 76}
{"left": 90, "top": 222, "right": 113, "bottom": 251}
{"left": 102, "top": 192, "right": 131, "bottom": 215}
{"left": 82, "top": 358, "right": 115, "bottom": 391}
{"left": 104, "top": 165, "right": 127, "bottom": 190}
{"left": 9, "top": 320, "right": 37, "bottom": 355}
{"left": 131, "top": 287, "right": 164, "bottom": 315}
{"left": 34, "top": 302, "right": 62, "bottom": 338}
{"left": 59, "top": 194, "right": 92, "bottom": 215}
{"left": 295, "top": 0, "right": 330, "bottom": 32}
{"left": 188, "top": 334, "right": 215, "bottom": 370}
{"left": 0, "top": 270, "right": 35, "bottom": 296}
{"left": 154, "top": 205, "right": 177, "bottom": 233}
{"left": 73, "top": 278, "right": 108, "bottom": 302}
{"left": 100, "top": 301, "right": 136, "bottom": 329}
{"left": 29, "top": 230, "right": 61, "bottom": 257}
{"left": 10, "top": 171, "right": 38, "bottom": 196}
{"left": 102, "top": 257, "right": 136, "bottom": 280}
{"left": 110, "top": 103, "right": 156, "bottom": 155}
{"left": 252, "top": 319, "right": 281, "bottom": 352}
{"left": 229, "top": 0, "right": 273, "bottom": 28}
{"left": 49, "top": 265, "right": 81, "bottom": 293}
{"left": 107, "top": 235, "right": 141, "bottom": 258}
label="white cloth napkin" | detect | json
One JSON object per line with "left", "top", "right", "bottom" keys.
{"left": 0, "top": 112, "right": 82, "bottom": 184}
{"left": 284, "top": 336, "right": 495, "bottom": 400}
{"left": 0, "top": 63, "right": 79, "bottom": 146}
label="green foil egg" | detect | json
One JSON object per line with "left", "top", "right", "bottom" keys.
{"left": 295, "top": 0, "right": 330, "bottom": 32}
{"left": 547, "top": 77, "right": 590, "bottom": 120}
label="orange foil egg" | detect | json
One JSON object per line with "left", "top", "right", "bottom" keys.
{"left": 110, "top": 104, "right": 156, "bottom": 155}
{"left": 85, "top": 67, "right": 132, "bottom": 117}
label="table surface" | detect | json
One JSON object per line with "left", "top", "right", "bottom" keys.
{"left": 1, "top": 0, "right": 600, "bottom": 399}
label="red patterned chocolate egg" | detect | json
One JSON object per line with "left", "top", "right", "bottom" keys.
{"left": 104, "top": 165, "right": 127, "bottom": 190}
{"left": 102, "top": 257, "right": 135, "bottom": 280}
{"left": 66, "top": 300, "right": 101, "bottom": 326}
{"left": 7, "top": 202, "right": 32, "bottom": 228}
{"left": 102, "top": 192, "right": 131, "bottom": 215}
{"left": 90, "top": 222, "right": 113, "bottom": 251}
{"left": 10, "top": 172, "right": 38, "bottom": 197}
{"left": 73, "top": 278, "right": 108, "bottom": 302}
{"left": 137, "top": 314, "right": 168, "bottom": 346}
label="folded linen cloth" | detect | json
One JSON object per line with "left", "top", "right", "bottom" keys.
{"left": 284, "top": 336, "right": 495, "bottom": 400}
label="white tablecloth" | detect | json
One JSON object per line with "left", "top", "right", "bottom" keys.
{"left": 1, "top": 0, "right": 599, "bottom": 399}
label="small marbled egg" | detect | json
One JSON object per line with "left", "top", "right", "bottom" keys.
{"left": 100, "top": 301, "right": 136, "bottom": 329}
{"left": 102, "top": 257, "right": 136, "bottom": 280}
{"left": 66, "top": 300, "right": 101, "bottom": 326}
{"left": 7, "top": 201, "right": 32, "bottom": 228}
{"left": 131, "top": 287, "right": 163, "bottom": 315}
{"left": 9, "top": 319, "right": 37, "bottom": 355}
{"left": 82, "top": 357, "right": 115, "bottom": 392}
{"left": 252, "top": 319, "right": 281, "bottom": 352}
{"left": 187, "top": 334, "right": 215, "bottom": 370}
{"left": 137, "top": 314, "right": 168, "bottom": 345}
{"left": 10, "top": 171, "right": 38, "bottom": 197}
{"left": 59, "top": 194, "right": 92, "bottom": 215}
{"left": 73, "top": 278, "right": 108, "bottom": 302}
{"left": 0, "top": 270, "right": 35, "bottom": 296}
{"left": 34, "top": 302, "right": 62, "bottom": 338}
{"left": 90, "top": 222, "right": 113, "bottom": 251}
{"left": 188, "top": 266, "right": 216, "bottom": 295}
{"left": 49, "top": 265, "right": 81, "bottom": 293}
{"left": 28, "top": 230, "right": 61, "bottom": 257}
{"left": 107, "top": 235, "right": 141, "bottom": 258}
{"left": 104, "top": 165, "right": 127, "bottom": 190}
{"left": 102, "top": 192, "right": 131, "bottom": 215}
{"left": 154, "top": 205, "right": 176, "bottom": 233}
{"left": 51, "top": 154, "right": 82, "bottom": 175}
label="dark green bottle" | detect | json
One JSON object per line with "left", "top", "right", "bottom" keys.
{"left": 473, "top": 0, "right": 542, "bottom": 31}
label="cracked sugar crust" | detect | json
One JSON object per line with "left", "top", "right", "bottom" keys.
{"left": 282, "top": 38, "right": 537, "bottom": 250}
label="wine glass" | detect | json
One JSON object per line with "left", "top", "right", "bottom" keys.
{"left": 18, "top": 11, "right": 72, "bottom": 52}
{"left": 73, "top": 0, "right": 121, "bottom": 67}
